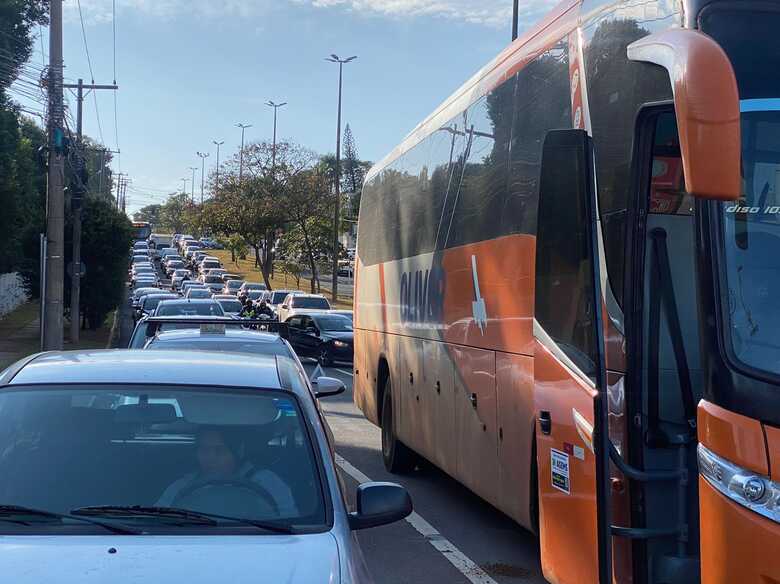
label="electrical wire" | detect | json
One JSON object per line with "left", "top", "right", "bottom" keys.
{"left": 75, "top": 0, "right": 106, "bottom": 145}
{"left": 112, "top": 0, "right": 121, "bottom": 172}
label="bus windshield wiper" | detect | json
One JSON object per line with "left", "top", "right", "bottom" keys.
{"left": 72, "top": 505, "right": 294, "bottom": 534}
{"left": 0, "top": 504, "right": 140, "bottom": 535}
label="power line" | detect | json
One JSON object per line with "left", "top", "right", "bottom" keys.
{"left": 75, "top": 0, "right": 105, "bottom": 145}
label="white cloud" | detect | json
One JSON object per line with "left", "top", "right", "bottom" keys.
{"left": 66, "top": 0, "right": 556, "bottom": 28}
{"left": 301, "top": 0, "right": 556, "bottom": 28}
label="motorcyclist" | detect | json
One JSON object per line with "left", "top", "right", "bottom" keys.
{"left": 239, "top": 300, "right": 257, "bottom": 319}
{"left": 256, "top": 300, "right": 273, "bottom": 319}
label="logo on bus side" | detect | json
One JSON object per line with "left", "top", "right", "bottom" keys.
{"left": 399, "top": 263, "right": 444, "bottom": 326}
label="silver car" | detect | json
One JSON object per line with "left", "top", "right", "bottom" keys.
{"left": 0, "top": 351, "right": 412, "bottom": 583}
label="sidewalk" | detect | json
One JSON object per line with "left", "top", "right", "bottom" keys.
{"left": 0, "top": 302, "right": 118, "bottom": 371}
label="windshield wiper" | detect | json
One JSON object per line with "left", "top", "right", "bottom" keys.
{"left": 0, "top": 504, "right": 140, "bottom": 535}
{"left": 72, "top": 505, "right": 293, "bottom": 534}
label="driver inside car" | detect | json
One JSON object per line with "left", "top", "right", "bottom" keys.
{"left": 157, "top": 426, "right": 298, "bottom": 517}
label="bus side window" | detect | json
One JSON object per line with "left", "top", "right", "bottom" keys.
{"left": 535, "top": 132, "right": 598, "bottom": 378}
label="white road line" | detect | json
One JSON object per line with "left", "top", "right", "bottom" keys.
{"left": 335, "top": 368, "right": 353, "bottom": 377}
{"left": 335, "top": 454, "right": 499, "bottom": 584}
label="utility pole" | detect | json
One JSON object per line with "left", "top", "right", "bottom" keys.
{"left": 114, "top": 173, "right": 125, "bottom": 209}
{"left": 512, "top": 0, "right": 519, "bottom": 40}
{"left": 236, "top": 123, "right": 252, "bottom": 182}
{"left": 325, "top": 54, "right": 357, "bottom": 302}
{"left": 212, "top": 140, "right": 224, "bottom": 190}
{"left": 64, "top": 78, "right": 118, "bottom": 343}
{"left": 43, "top": 0, "right": 65, "bottom": 350}
{"left": 189, "top": 167, "right": 197, "bottom": 203}
{"left": 265, "top": 101, "right": 286, "bottom": 170}
{"left": 181, "top": 177, "right": 189, "bottom": 195}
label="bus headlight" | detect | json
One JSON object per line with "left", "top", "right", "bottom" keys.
{"left": 698, "top": 443, "right": 780, "bottom": 523}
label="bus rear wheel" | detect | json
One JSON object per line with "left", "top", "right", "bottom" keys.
{"left": 381, "top": 377, "right": 417, "bottom": 473}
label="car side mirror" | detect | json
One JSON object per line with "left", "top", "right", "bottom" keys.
{"left": 311, "top": 376, "right": 346, "bottom": 398}
{"left": 348, "top": 482, "right": 412, "bottom": 530}
{"left": 281, "top": 304, "right": 288, "bottom": 309}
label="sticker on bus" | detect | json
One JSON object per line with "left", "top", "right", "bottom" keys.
{"left": 551, "top": 448, "right": 570, "bottom": 494}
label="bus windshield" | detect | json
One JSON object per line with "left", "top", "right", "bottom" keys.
{"left": 719, "top": 106, "right": 780, "bottom": 378}
{"left": 703, "top": 7, "right": 780, "bottom": 378}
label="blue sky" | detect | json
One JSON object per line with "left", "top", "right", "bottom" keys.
{"left": 22, "top": 0, "right": 555, "bottom": 215}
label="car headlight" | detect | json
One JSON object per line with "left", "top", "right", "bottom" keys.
{"left": 698, "top": 443, "right": 780, "bottom": 523}
{"left": 332, "top": 340, "right": 348, "bottom": 348}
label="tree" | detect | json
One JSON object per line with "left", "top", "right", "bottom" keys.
{"left": 158, "top": 193, "right": 193, "bottom": 233}
{"left": 133, "top": 204, "right": 162, "bottom": 225}
{"left": 0, "top": 1, "right": 49, "bottom": 94}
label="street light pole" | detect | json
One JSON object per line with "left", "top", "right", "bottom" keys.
{"left": 181, "top": 178, "right": 188, "bottom": 196}
{"left": 212, "top": 140, "right": 224, "bottom": 190}
{"left": 265, "top": 101, "right": 287, "bottom": 169}
{"left": 236, "top": 123, "right": 252, "bottom": 182}
{"left": 325, "top": 54, "right": 357, "bottom": 303}
{"left": 197, "top": 152, "right": 209, "bottom": 236}
{"left": 189, "top": 167, "right": 198, "bottom": 203}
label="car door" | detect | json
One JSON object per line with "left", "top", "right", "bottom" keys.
{"left": 300, "top": 316, "right": 320, "bottom": 357}
{"left": 532, "top": 130, "right": 611, "bottom": 584}
{"left": 287, "top": 316, "right": 304, "bottom": 353}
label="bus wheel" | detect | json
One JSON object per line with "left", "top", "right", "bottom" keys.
{"left": 381, "top": 378, "right": 417, "bottom": 473}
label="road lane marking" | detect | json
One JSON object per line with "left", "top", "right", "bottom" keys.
{"left": 335, "top": 368, "right": 353, "bottom": 377}
{"left": 335, "top": 454, "right": 499, "bottom": 584}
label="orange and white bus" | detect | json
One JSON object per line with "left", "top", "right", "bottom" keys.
{"left": 353, "top": 1, "right": 780, "bottom": 582}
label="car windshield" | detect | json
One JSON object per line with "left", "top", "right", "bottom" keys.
{"left": 173, "top": 270, "right": 189, "bottom": 277}
{"left": 147, "top": 338, "right": 290, "bottom": 356}
{"left": 293, "top": 297, "right": 330, "bottom": 310}
{"left": 271, "top": 292, "right": 290, "bottom": 304}
{"left": 248, "top": 291, "right": 263, "bottom": 299}
{"left": 218, "top": 300, "right": 243, "bottom": 313}
{"left": 227, "top": 281, "right": 243, "bottom": 290}
{"left": 142, "top": 296, "right": 175, "bottom": 310}
{"left": 718, "top": 105, "right": 780, "bottom": 378}
{"left": 188, "top": 290, "right": 212, "bottom": 299}
{"left": 156, "top": 302, "right": 225, "bottom": 316}
{"left": 0, "top": 385, "right": 326, "bottom": 532}
{"left": 205, "top": 276, "right": 223, "bottom": 283}
{"left": 313, "top": 316, "right": 352, "bottom": 331}
{"left": 244, "top": 284, "right": 264, "bottom": 290}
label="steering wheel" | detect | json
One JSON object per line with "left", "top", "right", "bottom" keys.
{"left": 172, "top": 478, "right": 279, "bottom": 516}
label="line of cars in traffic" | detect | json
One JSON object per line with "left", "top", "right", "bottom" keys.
{"left": 130, "top": 235, "right": 354, "bottom": 367}
{"left": 0, "top": 237, "right": 411, "bottom": 582}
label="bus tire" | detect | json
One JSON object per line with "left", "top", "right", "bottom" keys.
{"left": 381, "top": 377, "right": 417, "bottom": 473}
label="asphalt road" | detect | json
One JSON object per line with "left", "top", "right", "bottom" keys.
{"left": 121, "top": 265, "right": 544, "bottom": 584}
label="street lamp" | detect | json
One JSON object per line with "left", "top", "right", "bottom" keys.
{"left": 196, "top": 152, "right": 210, "bottom": 204}
{"left": 189, "top": 167, "right": 198, "bottom": 203}
{"left": 236, "top": 123, "right": 252, "bottom": 183}
{"left": 181, "top": 177, "right": 188, "bottom": 195}
{"left": 325, "top": 53, "right": 357, "bottom": 302}
{"left": 212, "top": 140, "right": 224, "bottom": 190}
{"left": 265, "top": 100, "right": 287, "bottom": 169}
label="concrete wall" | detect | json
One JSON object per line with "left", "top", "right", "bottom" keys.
{"left": 0, "top": 273, "right": 29, "bottom": 318}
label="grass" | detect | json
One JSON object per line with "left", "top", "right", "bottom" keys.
{"left": 211, "top": 250, "right": 354, "bottom": 310}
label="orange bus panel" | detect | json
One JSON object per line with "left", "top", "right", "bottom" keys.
{"left": 764, "top": 424, "right": 780, "bottom": 483}
{"left": 699, "top": 477, "right": 780, "bottom": 584}
{"left": 698, "top": 400, "right": 768, "bottom": 476}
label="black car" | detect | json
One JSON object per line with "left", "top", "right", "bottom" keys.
{"left": 286, "top": 313, "right": 353, "bottom": 366}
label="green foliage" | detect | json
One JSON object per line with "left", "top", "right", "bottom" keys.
{"left": 133, "top": 204, "right": 163, "bottom": 225}
{"left": 0, "top": 0, "right": 49, "bottom": 93}
{"left": 66, "top": 198, "right": 132, "bottom": 329}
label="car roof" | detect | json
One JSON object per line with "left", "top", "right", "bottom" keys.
{"left": 291, "top": 293, "right": 327, "bottom": 299}
{"left": 4, "top": 350, "right": 283, "bottom": 389}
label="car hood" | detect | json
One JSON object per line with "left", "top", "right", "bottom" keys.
{"left": 0, "top": 533, "right": 341, "bottom": 583}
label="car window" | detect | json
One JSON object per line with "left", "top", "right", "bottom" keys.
{"left": 313, "top": 315, "right": 353, "bottom": 332}
{"left": 291, "top": 297, "right": 330, "bottom": 309}
{"left": 205, "top": 276, "right": 223, "bottom": 283}
{"left": 155, "top": 302, "right": 225, "bottom": 316}
{"left": 270, "top": 292, "right": 289, "bottom": 304}
{"left": 188, "top": 290, "right": 212, "bottom": 299}
{"left": 288, "top": 317, "right": 303, "bottom": 329}
{"left": 217, "top": 300, "right": 242, "bottom": 313}
{"left": 147, "top": 338, "right": 291, "bottom": 357}
{"left": 0, "top": 386, "right": 327, "bottom": 531}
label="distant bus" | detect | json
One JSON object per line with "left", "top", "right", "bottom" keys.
{"left": 131, "top": 221, "right": 152, "bottom": 241}
{"left": 353, "top": 1, "right": 780, "bottom": 583}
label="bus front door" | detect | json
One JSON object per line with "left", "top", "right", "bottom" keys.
{"left": 533, "top": 129, "right": 612, "bottom": 584}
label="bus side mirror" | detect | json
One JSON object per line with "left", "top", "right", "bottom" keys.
{"left": 628, "top": 29, "right": 740, "bottom": 200}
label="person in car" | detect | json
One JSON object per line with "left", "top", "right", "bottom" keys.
{"left": 157, "top": 426, "right": 297, "bottom": 517}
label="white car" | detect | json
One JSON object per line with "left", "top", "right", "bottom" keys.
{"left": 0, "top": 350, "right": 412, "bottom": 582}
{"left": 276, "top": 293, "right": 331, "bottom": 322}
